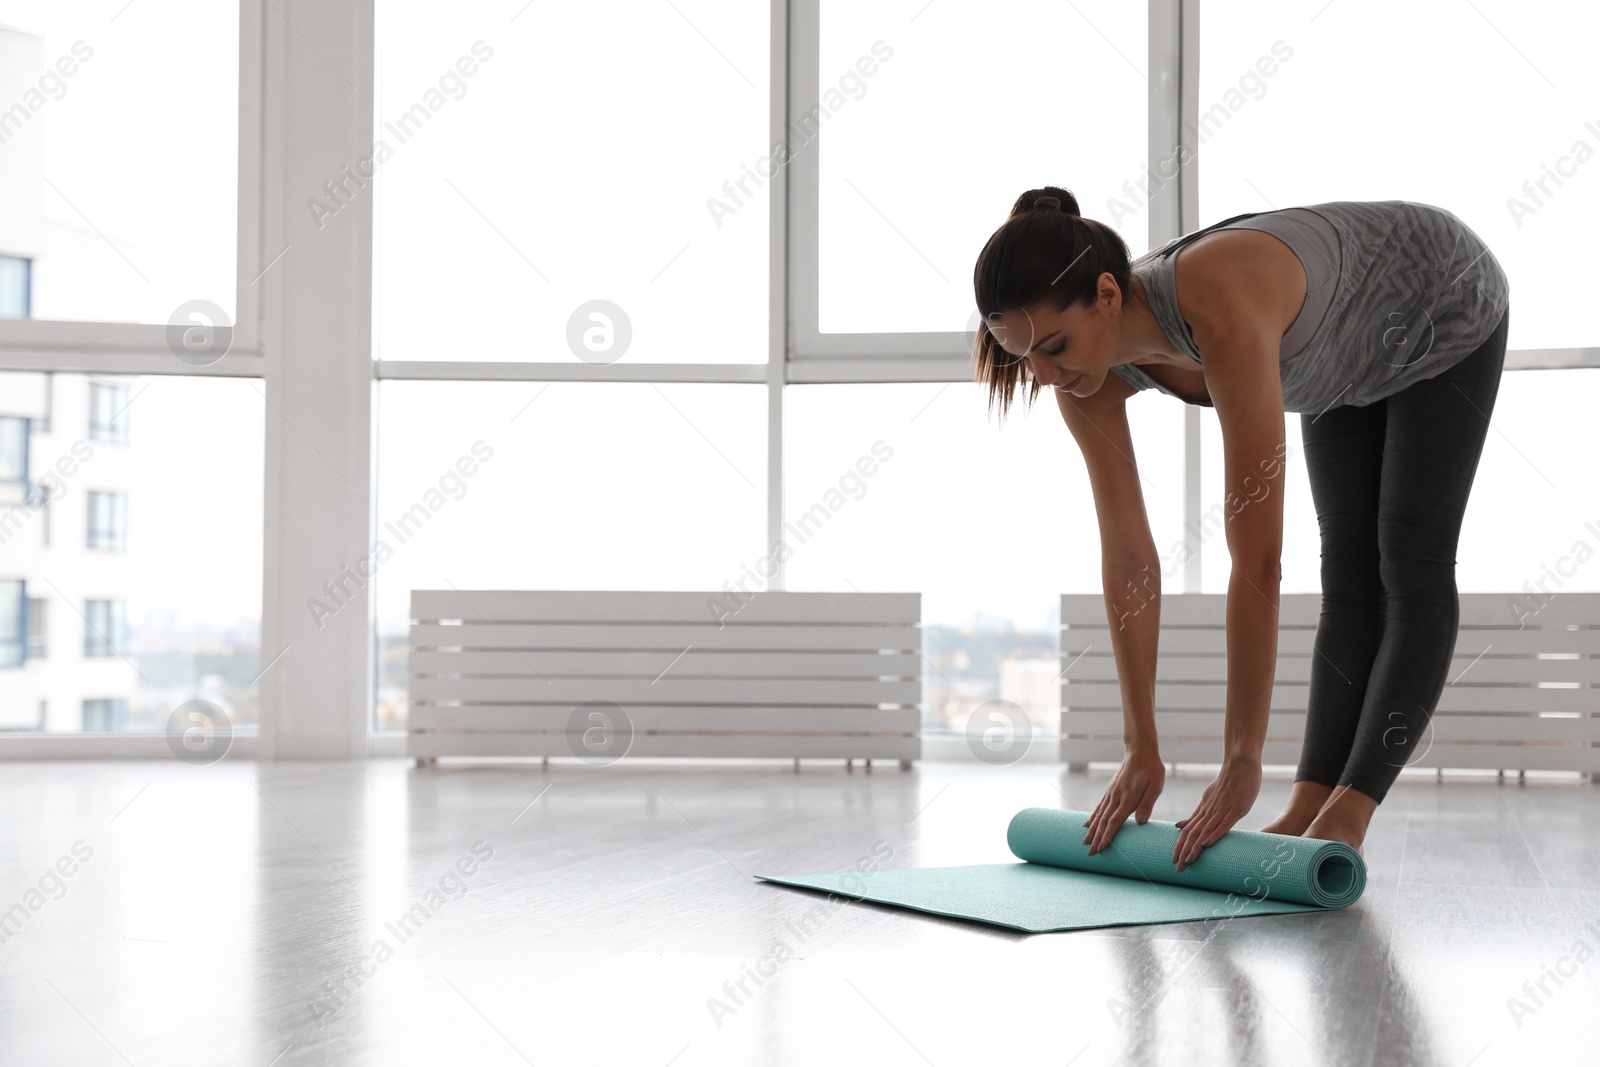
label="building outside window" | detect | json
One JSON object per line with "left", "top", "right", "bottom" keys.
{"left": 88, "top": 382, "right": 130, "bottom": 445}
{"left": 86, "top": 491, "right": 128, "bottom": 552}
{"left": 84, "top": 598, "right": 126, "bottom": 658}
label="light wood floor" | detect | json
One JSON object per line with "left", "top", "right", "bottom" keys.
{"left": 1, "top": 759, "right": 1596, "bottom": 1066}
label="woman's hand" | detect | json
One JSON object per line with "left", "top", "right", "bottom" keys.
{"left": 1082, "top": 747, "right": 1166, "bottom": 856}
{"left": 1172, "top": 754, "right": 1263, "bottom": 872}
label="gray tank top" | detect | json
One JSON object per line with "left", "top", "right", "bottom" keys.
{"left": 1112, "top": 200, "right": 1511, "bottom": 414}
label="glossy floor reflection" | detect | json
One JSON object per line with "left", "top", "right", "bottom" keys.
{"left": 1, "top": 759, "right": 1596, "bottom": 1066}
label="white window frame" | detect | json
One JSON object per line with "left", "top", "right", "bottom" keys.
{"left": 0, "top": 0, "right": 266, "bottom": 378}
{"left": 0, "top": 0, "right": 307, "bottom": 761}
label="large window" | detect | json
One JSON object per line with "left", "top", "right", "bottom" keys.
{"left": 784, "top": 382, "right": 1189, "bottom": 741}
{"left": 373, "top": 1, "right": 770, "bottom": 365}
{"left": 372, "top": 380, "right": 767, "bottom": 728}
{"left": 3, "top": 1, "right": 1584, "bottom": 759}
{"left": 1192, "top": 0, "right": 1600, "bottom": 595}
{"left": 0, "top": 372, "right": 263, "bottom": 733}
{"left": 1198, "top": 367, "right": 1600, "bottom": 597}
{"left": 1455, "top": 369, "right": 1600, "bottom": 596}
{"left": 814, "top": 1, "right": 1150, "bottom": 337}
{"left": 1198, "top": 0, "right": 1600, "bottom": 351}
{"left": 0, "top": 0, "right": 239, "bottom": 325}
{"left": 0, "top": 0, "right": 256, "bottom": 746}
{"left": 363, "top": 1, "right": 1594, "bottom": 765}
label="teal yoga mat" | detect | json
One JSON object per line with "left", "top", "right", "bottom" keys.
{"left": 755, "top": 807, "right": 1366, "bottom": 933}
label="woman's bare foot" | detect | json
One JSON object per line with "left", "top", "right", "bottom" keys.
{"left": 1259, "top": 780, "right": 1334, "bottom": 836}
{"left": 1302, "top": 784, "right": 1379, "bottom": 857}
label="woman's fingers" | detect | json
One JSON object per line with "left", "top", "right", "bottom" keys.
{"left": 1186, "top": 813, "right": 1223, "bottom": 868}
{"left": 1174, "top": 806, "right": 1214, "bottom": 870}
{"left": 1091, "top": 793, "right": 1121, "bottom": 852}
{"left": 1094, "top": 806, "right": 1120, "bottom": 857}
{"left": 1083, "top": 795, "right": 1108, "bottom": 844}
{"left": 1091, "top": 809, "right": 1110, "bottom": 853}
{"left": 1097, "top": 799, "right": 1139, "bottom": 855}
{"left": 1173, "top": 806, "right": 1197, "bottom": 863}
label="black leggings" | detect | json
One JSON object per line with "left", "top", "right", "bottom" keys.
{"left": 1295, "top": 305, "right": 1510, "bottom": 803}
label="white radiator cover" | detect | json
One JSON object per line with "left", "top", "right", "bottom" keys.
{"left": 407, "top": 589, "right": 921, "bottom": 764}
{"left": 1060, "top": 592, "right": 1600, "bottom": 774}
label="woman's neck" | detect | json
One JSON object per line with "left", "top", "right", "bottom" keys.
{"left": 1124, "top": 274, "right": 1186, "bottom": 367}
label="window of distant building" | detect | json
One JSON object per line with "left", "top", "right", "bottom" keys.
{"left": 0, "top": 580, "right": 24, "bottom": 667}
{"left": 27, "top": 597, "right": 48, "bottom": 659}
{"left": 88, "top": 382, "right": 131, "bottom": 445}
{"left": 0, "top": 416, "right": 26, "bottom": 485}
{"left": 84, "top": 599, "right": 126, "bottom": 658}
{"left": 86, "top": 491, "right": 128, "bottom": 551}
{"left": 82, "top": 698, "right": 128, "bottom": 732}
{"left": 0, "top": 255, "right": 29, "bottom": 319}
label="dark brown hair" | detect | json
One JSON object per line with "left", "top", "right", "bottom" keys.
{"left": 971, "top": 186, "right": 1134, "bottom": 419}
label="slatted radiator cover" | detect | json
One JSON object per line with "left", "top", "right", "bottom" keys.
{"left": 408, "top": 590, "right": 921, "bottom": 762}
{"left": 1060, "top": 592, "right": 1600, "bottom": 774}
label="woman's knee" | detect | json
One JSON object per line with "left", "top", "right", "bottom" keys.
{"left": 1377, "top": 559, "right": 1458, "bottom": 604}
{"left": 1319, "top": 546, "right": 1381, "bottom": 599}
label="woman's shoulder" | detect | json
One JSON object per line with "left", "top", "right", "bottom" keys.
{"left": 1171, "top": 228, "right": 1307, "bottom": 346}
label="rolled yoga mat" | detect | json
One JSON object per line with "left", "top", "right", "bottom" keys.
{"left": 755, "top": 807, "right": 1366, "bottom": 933}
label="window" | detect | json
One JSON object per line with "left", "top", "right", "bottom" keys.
{"left": 1457, "top": 370, "right": 1600, "bottom": 596}
{"left": 88, "top": 382, "right": 129, "bottom": 445}
{"left": 0, "top": 373, "right": 263, "bottom": 733}
{"left": 83, "top": 598, "right": 125, "bottom": 658}
{"left": 0, "top": 415, "right": 26, "bottom": 484}
{"left": 784, "top": 382, "right": 1190, "bottom": 741}
{"left": 374, "top": 0, "right": 770, "bottom": 364}
{"left": 807, "top": 1, "right": 1149, "bottom": 341}
{"left": 26, "top": 595, "right": 45, "bottom": 658}
{"left": 373, "top": 379, "right": 767, "bottom": 729}
{"left": 86, "top": 490, "right": 126, "bottom": 551}
{"left": 0, "top": 2, "right": 239, "bottom": 325}
{"left": 1197, "top": 369, "right": 1600, "bottom": 597}
{"left": 81, "top": 698, "right": 127, "bottom": 732}
{"left": 1198, "top": 0, "right": 1600, "bottom": 351}
{"left": 0, "top": 255, "right": 28, "bottom": 318}
{"left": 0, "top": 578, "right": 21, "bottom": 666}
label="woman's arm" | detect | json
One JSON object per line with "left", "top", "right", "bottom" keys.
{"left": 1105, "top": 556, "right": 1161, "bottom": 756}
{"left": 1056, "top": 376, "right": 1170, "bottom": 854}
{"left": 1080, "top": 555, "right": 1170, "bottom": 855}
{"left": 1169, "top": 307, "right": 1287, "bottom": 870}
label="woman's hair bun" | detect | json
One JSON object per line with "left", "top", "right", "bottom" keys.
{"left": 1010, "top": 186, "right": 1081, "bottom": 219}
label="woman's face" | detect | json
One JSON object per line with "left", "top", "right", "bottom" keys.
{"left": 990, "top": 275, "right": 1122, "bottom": 399}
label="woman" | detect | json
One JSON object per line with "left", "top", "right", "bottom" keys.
{"left": 971, "top": 186, "right": 1510, "bottom": 871}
